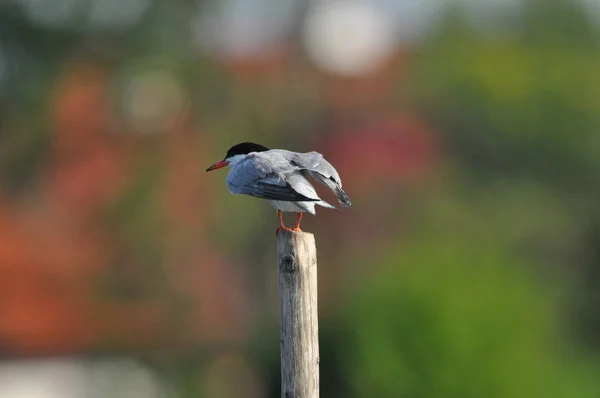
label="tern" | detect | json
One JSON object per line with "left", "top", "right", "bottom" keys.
{"left": 206, "top": 142, "right": 351, "bottom": 234}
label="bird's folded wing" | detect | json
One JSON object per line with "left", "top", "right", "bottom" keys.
{"left": 291, "top": 151, "right": 339, "bottom": 181}
{"left": 251, "top": 181, "right": 319, "bottom": 202}
{"left": 227, "top": 155, "right": 319, "bottom": 202}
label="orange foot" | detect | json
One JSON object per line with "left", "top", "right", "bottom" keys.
{"left": 291, "top": 212, "right": 303, "bottom": 232}
{"left": 276, "top": 210, "right": 292, "bottom": 236}
{"left": 276, "top": 211, "right": 304, "bottom": 235}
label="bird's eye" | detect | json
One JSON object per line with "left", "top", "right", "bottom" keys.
{"left": 329, "top": 176, "right": 337, "bottom": 182}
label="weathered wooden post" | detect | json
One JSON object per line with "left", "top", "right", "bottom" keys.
{"left": 276, "top": 230, "right": 319, "bottom": 398}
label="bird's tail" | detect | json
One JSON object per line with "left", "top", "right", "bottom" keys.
{"left": 334, "top": 187, "right": 351, "bottom": 207}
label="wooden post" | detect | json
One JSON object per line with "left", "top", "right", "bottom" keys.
{"left": 276, "top": 230, "right": 319, "bottom": 398}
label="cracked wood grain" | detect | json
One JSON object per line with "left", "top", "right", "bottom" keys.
{"left": 276, "top": 230, "right": 319, "bottom": 398}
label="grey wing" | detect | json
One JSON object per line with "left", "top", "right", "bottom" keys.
{"left": 226, "top": 154, "right": 319, "bottom": 202}
{"left": 292, "top": 151, "right": 352, "bottom": 207}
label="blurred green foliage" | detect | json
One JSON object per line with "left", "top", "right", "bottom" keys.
{"left": 419, "top": 6, "right": 600, "bottom": 193}
{"left": 344, "top": 236, "right": 599, "bottom": 398}
{"left": 339, "top": 182, "right": 600, "bottom": 398}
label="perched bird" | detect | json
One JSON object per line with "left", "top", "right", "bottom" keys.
{"left": 206, "top": 142, "right": 351, "bottom": 234}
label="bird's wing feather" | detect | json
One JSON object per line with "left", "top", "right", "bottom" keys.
{"left": 253, "top": 181, "right": 318, "bottom": 201}
{"left": 291, "top": 151, "right": 340, "bottom": 181}
{"left": 227, "top": 152, "right": 319, "bottom": 202}
{"left": 291, "top": 151, "right": 352, "bottom": 207}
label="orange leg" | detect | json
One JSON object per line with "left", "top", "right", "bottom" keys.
{"left": 275, "top": 210, "right": 294, "bottom": 236}
{"left": 291, "top": 212, "right": 303, "bottom": 232}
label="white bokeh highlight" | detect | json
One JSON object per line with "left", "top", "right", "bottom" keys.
{"left": 0, "top": 359, "right": 164, "bottom": 398}
{"left": 303, "top": 1, "right": 397, "bottom": 76}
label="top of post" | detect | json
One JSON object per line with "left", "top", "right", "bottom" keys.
{"left": 276, "top": 230, "right": 317, "bottom": 272}
{"left": 276, "top": 230, "right": 316, "bottom": 248}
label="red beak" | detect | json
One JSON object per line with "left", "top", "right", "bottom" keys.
{"left": 205, "top": 159, "right": 229, "bottom": 172}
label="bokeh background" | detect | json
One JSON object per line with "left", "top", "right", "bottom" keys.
{"left": 1, "top": 0, "right": 600, "bottom": 397}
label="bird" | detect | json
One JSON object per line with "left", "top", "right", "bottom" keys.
{"left": 206, "top": 142, "right": 351, "bottom": 234}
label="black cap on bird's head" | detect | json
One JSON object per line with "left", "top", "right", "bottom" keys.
{"left": 206, "top": 142, "right": 270, "bottom": 172}
{"left": 225, "top": 142, "right": 269, "bottom": 159}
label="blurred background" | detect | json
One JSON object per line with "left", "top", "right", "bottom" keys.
{"left": 1, "top": 0, "right": 600, "bottom": 397}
